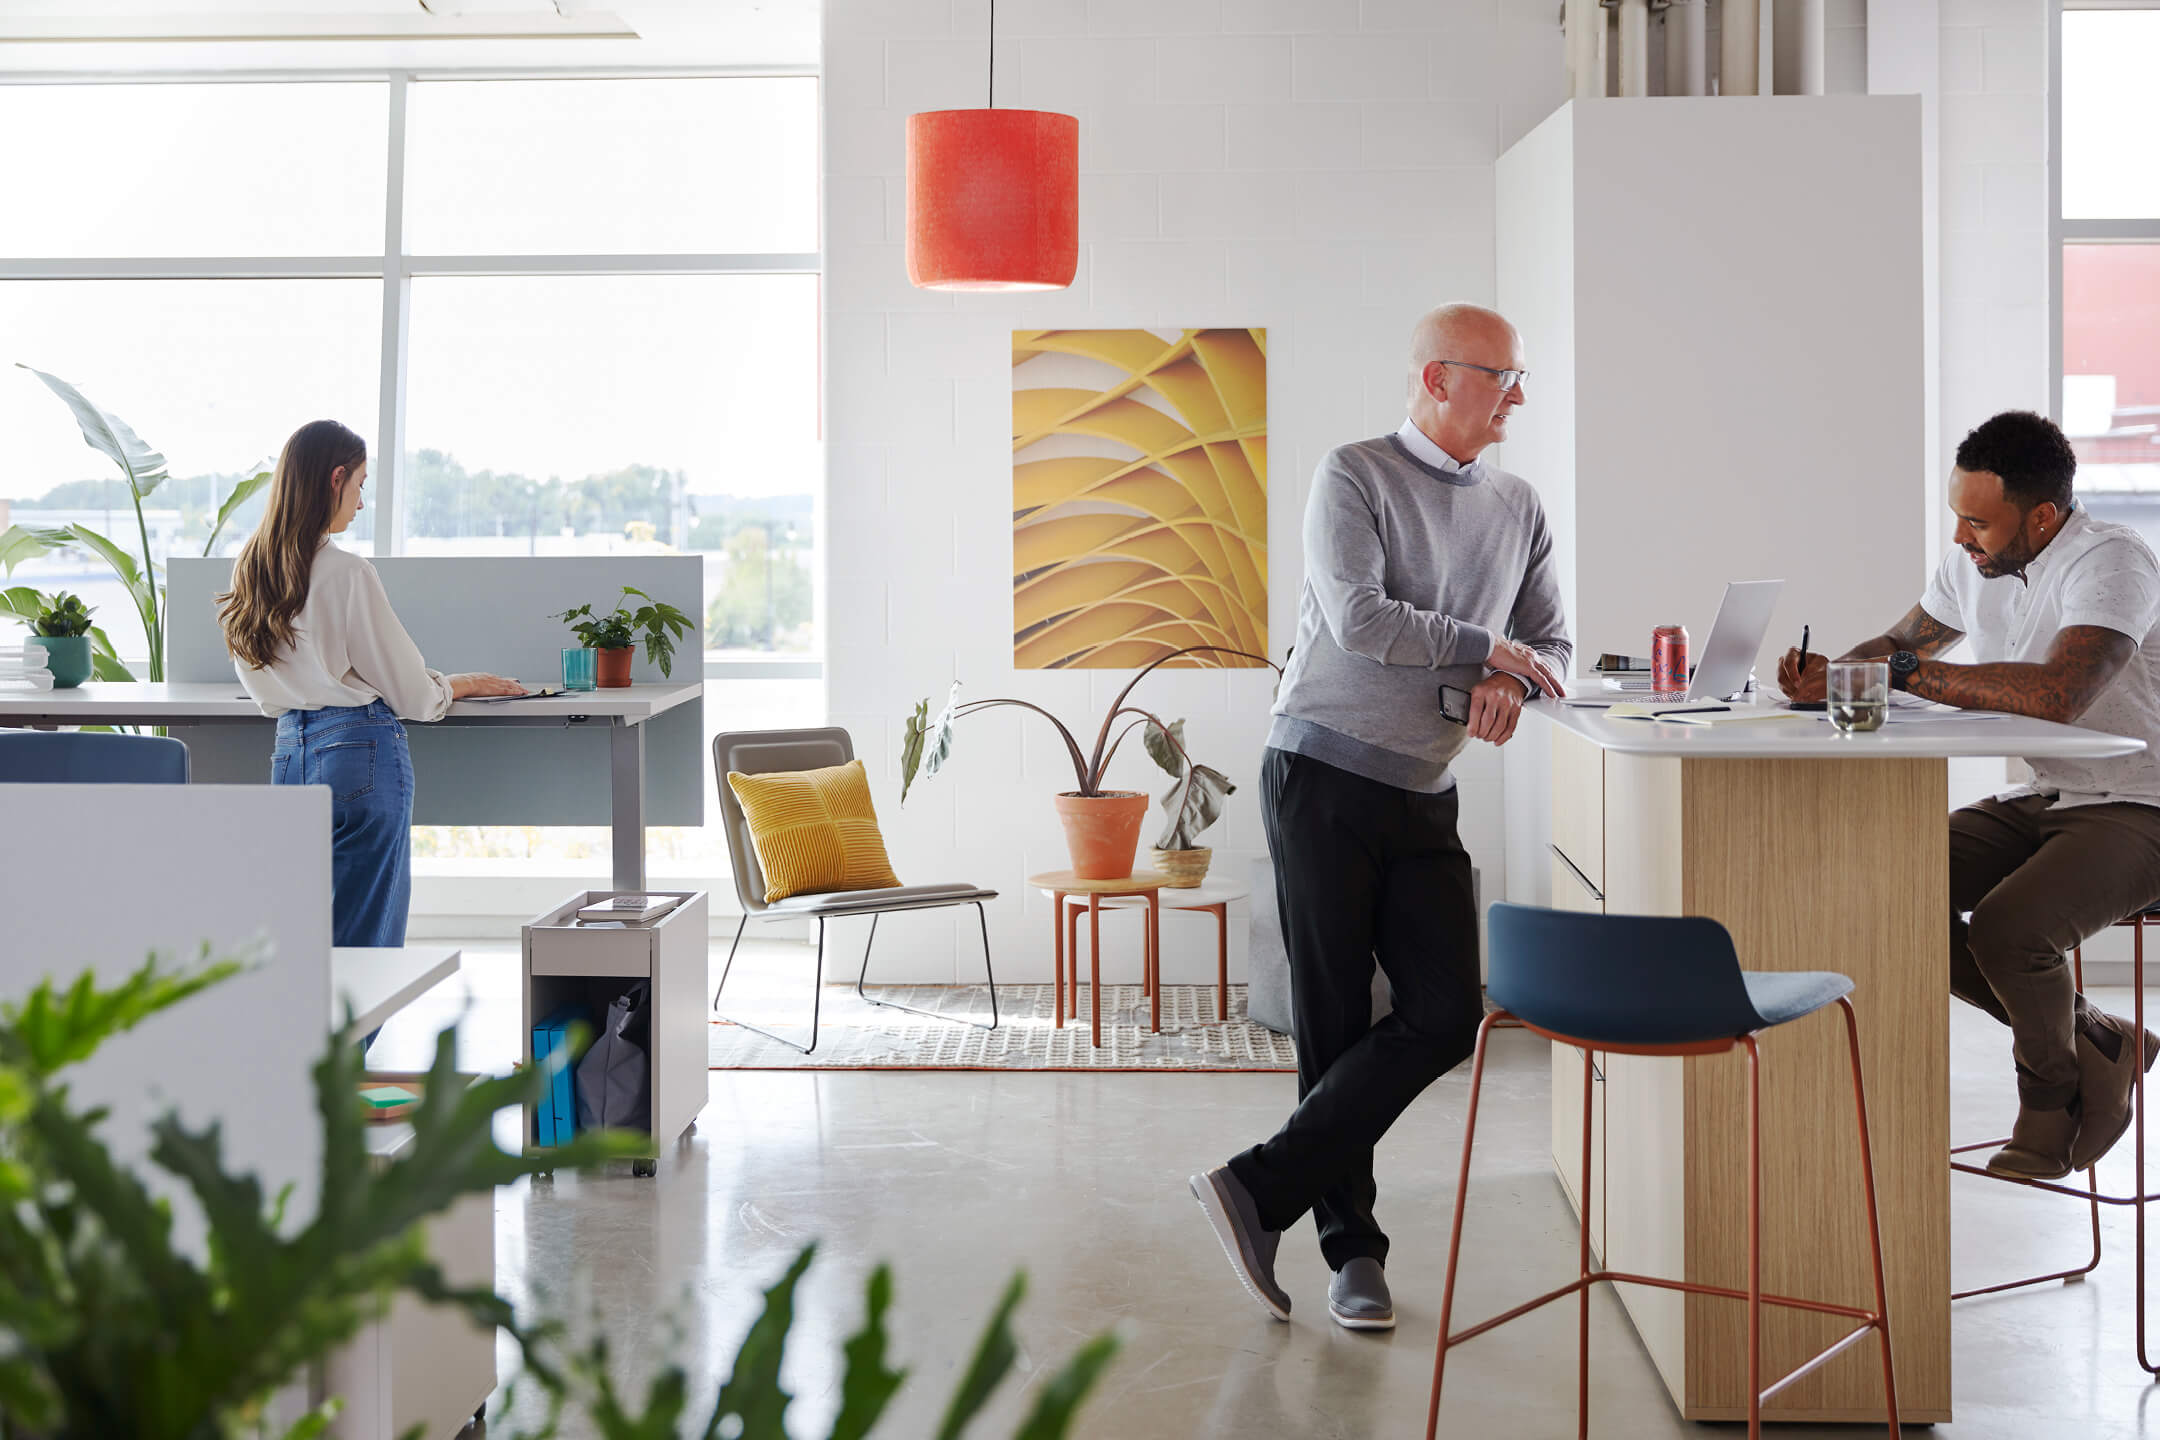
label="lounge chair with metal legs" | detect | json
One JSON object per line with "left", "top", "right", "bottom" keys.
{"left": 709, "top": 727, "right": 999, "bottom": 1055}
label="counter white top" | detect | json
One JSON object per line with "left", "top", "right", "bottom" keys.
{"left": 1535, "top": 695, "right": 2146, "bottom": 760}
{"left": 0, "top": 680, "right": 700, "bottom": 724}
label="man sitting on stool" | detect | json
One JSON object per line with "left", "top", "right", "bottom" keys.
{"left": 1783, "top": 410, "right": 2160, "bottom": 1180}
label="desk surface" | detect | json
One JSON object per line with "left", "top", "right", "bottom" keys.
{"left": 1537, "top": 696, "right": 2146, "bottom": 759}
{"left": 0, "top": 681, "right": 701, "bottom": 725}
{"left": 332, "top": 945, "right": 462, "bottom": 1037}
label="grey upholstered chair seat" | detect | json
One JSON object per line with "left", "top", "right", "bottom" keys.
{"left": 762, "top": 882, "right": 997, "bottom": 915}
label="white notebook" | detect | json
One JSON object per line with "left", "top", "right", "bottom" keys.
{"left": 575, "top": 894, "right": 680, "bottom": 923}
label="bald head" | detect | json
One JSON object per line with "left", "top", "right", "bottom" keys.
{"left": 1405, "top": 303, "right": 1526, "bottom": 463}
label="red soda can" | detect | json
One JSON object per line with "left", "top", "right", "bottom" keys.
{"left": 1653, "top": 625, "right": 1689, "bottom": 692}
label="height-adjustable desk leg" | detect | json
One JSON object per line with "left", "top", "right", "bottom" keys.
{"left": 610, "top": 719, "right": 647, "bottom": 892}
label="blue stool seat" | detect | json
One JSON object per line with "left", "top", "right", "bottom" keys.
{"left": 1486, "top": 903, "right": 1852, "bottom": 1047}
{"left": 0, "top": 730, "right": 189, "bottom": 784}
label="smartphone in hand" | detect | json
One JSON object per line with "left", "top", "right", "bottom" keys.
{"left": 1438, "top": 684, "right": 1472, "bottom": 725}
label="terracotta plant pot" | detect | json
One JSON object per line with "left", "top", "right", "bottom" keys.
{"left": 595, "top": 645, "right": 635, "bottom": 688}
{"left": 1054, "top": 791, "right": 1149, "bottom": 880}
{"left": 1149, "top": 846, "right": 1212, "bottom": 888}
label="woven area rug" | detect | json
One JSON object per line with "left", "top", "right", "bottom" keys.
{"left": 710, "top": 983, "right": 1297, "bottom": 1071}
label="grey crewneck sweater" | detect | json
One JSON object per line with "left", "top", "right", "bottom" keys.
{"left": 1266, "top": 431, "right": 1573, "bottom": 792}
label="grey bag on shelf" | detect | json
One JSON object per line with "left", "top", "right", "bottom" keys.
{"left": 575, "top": 978, "right": 652, "bottom": 1134}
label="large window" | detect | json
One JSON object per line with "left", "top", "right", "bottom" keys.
{"left": 2059, "top": 7, "right": 2160, "bottom": 544}
{"left": 2, "top": 74, "right": 822, "bottom": 882}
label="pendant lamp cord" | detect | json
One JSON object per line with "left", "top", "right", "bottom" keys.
{"left": 988, "top": 0, "right": 996, "bottom": 108}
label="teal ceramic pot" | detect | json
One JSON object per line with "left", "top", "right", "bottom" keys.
{"left": 28, "top": 635, "right": 92, "bottom": 688}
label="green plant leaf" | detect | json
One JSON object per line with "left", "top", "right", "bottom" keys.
{"left": 1, "top": 944, "right": 253, "bottom": 1080}
{"left": 705, "top": 1244, "right": 815, "bottom": 1440}
{"left": 0, "top": 584, "right": 51, "bottom": 631}
{"left": 933, "top": 1271, "right": 1025, "bottom": 1440}
{"left": 205, "top": 465, "right": 273, "bottom": 556}
{"left": 18, "top": 365, "right": 170, "bottom": 499}
{"left": 87, "top": 624, "right": 135, "bottom": 681}
{"left": 1156, "top": 762, "right": 1234, "bottom": 851}
{"left": 0, "top": 524, "right": 66, "bottom": 577}
{"left": 920, "top": 682, "right": 961, "bottom": 785}
{"left": 1009, "top": 1331, "right": 1121, "bottom": 1440}
{"left": 1142, "top": 717, "right": 1187, "bottom": 779}
{"left": 829, "top": 1264, "right": 907, "bottom": 1440}
{"left": 898, "top": 698, "right": 930, "bottom": 806}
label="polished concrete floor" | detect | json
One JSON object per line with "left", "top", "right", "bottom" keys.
{"left": 375, "top": 942, "right": 2160, "bottom": 1438}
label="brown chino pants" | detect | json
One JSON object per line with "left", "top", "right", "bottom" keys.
{"left": 1951, "top": 793, "right": 2160, "bottom": 1108}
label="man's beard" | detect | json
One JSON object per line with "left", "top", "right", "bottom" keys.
{"left": 1971, "top": 525, "right": 2042, "bottom": 580}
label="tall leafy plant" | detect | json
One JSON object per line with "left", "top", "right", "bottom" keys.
{"left": 899, "top": 646, "right": 1277, "bottom": 805}
{"left": 0, "top": 367, "right": 271, "bottom": 682}
{"left": 0, "top": 948, "right": 640, "bottom": 1440}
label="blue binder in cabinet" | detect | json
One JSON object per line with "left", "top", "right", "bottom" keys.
{"left": 530, "top": 1007, "right": 586, "bottom": 1147}
{"left": 521, "top": 889, "right": 709, "bottom": 1173}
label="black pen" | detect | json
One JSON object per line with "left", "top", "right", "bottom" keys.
{"left": 1798, "top": 624, "right": 1810, "bottom": 677}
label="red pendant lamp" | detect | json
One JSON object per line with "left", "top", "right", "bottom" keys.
{"left": 905, "top": 0, "right": 1078, "bottom": 291}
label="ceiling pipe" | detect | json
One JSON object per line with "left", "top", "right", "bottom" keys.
{"left": 1565, "top": 0, "right": 1607, "bottom": 98}
{"left": 1772, "top": 0, "right": 1825, "bottom": 95}
{"left": 1720, "top": 0, "right": 1761, "bottom": 94}
{"left": 1664, "top": 0, "right": 1708, "bottom": 95}
{"left": 1616, "top": 0, "right": 1651, "bottom": 96}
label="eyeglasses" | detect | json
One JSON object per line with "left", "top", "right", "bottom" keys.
{"left": 1437, "top": 359, "right": 1528, "bottom": 391}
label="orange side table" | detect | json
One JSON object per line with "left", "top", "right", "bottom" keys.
{"left": 1029, "top": 869, "right": 1165, "bottom": 1047}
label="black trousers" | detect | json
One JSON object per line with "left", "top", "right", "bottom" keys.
{"left": 1229, "top": 747, "right": 1484, "bottom": 1269}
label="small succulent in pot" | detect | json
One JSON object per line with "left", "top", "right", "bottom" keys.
{"left": 32, "top": 590, "right": 94, "bottom": 638}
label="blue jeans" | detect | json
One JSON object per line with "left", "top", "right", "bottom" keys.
{"left": 272, "top": 700, "right": 414, "bottom": 949}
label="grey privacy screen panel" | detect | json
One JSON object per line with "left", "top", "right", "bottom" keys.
{"left": 165, "top": 555, "right": 704, "bottom": 827}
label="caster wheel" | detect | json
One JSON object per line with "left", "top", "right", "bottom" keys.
{"left": 632, "top": 1159, "right": 657, "bottom": 1178}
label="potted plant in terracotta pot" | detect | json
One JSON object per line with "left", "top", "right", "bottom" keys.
{"left": 1141, "top": 717, "right": 1234, "bottom": 887}
{"left": 25, "top": 590, "right": 96, "bottom": 689}
{"left": 898, "top": 646, "right": 1275, "bottom": 881}
{"left": 553, "top": 585, "right": 693, "bottom": 688}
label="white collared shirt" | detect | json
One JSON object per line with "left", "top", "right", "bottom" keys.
{"left": 1921, "top": 505, "right": 2160, "bottom": 808}
{"left": 1395, "top": 419, "right": 1484, "bottom": 483}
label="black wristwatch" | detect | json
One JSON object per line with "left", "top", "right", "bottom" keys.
{"left": 1887, "top": 650, "right": 1921, "bottom": 691}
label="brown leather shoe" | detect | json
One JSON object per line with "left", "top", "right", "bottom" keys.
{"left": 1986, "top": 1102, "right": 2080, "bottom": 1180}
{"left": 2069, "top": 1010, "right": 2160, "bottom": 1170}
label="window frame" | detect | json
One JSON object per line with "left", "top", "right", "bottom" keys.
{"left": 2051, "top": 1, "right": 2160, "bottom": 423}
{"left": 0, "top": 66, "right": 824, "bottom": 680}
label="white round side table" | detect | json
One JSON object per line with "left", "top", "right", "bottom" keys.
{"left": 1036, "top": 874, "right": 1250, "bottom": 1028}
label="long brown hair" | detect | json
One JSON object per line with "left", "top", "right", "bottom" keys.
{"left": 218, "top": 420, "right": 367, "bottom": 670}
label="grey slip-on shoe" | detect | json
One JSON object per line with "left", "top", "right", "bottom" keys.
{"left": 1328, "top": 1257, "right": 1396, "bottom": 1331}
{"left": 1189, "top": 1166, "right": 1291, "bottom": 1322}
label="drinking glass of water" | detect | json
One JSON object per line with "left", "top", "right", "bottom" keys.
{"left": 1828, "top": 660, "right": 1889, "bottom": 733}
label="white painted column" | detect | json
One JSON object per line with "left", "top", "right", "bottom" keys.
{"left": 1721, "top": 0, "right": 1761, "bottom": 95}
{"left": 1773, "top": 0, "right": 1826, "bottom": 95}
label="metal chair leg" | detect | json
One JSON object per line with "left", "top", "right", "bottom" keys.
{"left": 1426, "top": 1010, "right": 1502, "bottom": 1440}
{"left": 1745, "top": 1033, "right": 1762, "bottom": 1440}
{"left": 855, "top": 903, "right": 1001, "bottom": 1032}
{"left": 712, "top": 914, "right": 826, "bottom": 1055}
{"left": 1837, "top": 996, "right": 1901, "bottom": 1432}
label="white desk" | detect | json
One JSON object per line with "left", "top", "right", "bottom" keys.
{"left": 1528, "top": 699, "right": 2142, "bottom": 1425}
{"left": 333, "top": 945, "right": 462, "bottom": 1040}
{"left": 0, "top": 681, "right": 701, "bottom": 890}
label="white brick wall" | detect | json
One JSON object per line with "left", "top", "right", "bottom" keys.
{"left": 822, "top": 0, "right": 2054, "bottom": 981}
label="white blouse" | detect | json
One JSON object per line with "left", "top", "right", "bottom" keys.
{"left": 234, "top": 540, "right": 455, "bottom": 721}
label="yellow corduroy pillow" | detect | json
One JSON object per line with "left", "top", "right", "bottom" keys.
{"left": 727, "top": 759, "right": 902, "bottom": 904}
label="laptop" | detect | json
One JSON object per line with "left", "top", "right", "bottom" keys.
{"left": 1571, "top": 580, "right": 1785, "bottom": 705}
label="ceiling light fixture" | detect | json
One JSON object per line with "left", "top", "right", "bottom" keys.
{"left": 904, "top": 0, "right": 1078, "bottom": 292}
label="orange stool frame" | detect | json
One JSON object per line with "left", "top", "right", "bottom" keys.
{"left": 1427, "top": 1002, "right": 1900, "bottom": 1439}
{"left": 1949, "top": 914, "right": 2160, "bottom": 1376}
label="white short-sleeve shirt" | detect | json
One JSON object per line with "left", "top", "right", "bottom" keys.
{"left": 1920, "top": 506, "right": 2160, "bottom": 808}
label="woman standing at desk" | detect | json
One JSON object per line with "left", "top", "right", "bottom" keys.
{"left": 217, "top": 419, "right": 521, "bottom": 947}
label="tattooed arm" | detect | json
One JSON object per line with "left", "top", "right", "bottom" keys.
{"left": 1778, "top": 604, "right": 1967, "bottom": 702}
{"left": 1902, "top": 624, "right": 2137, "bottom": 723}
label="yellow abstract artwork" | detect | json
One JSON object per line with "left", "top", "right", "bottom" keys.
{"left": 1012, "top": 328, "right": 1267, "bottom": 669}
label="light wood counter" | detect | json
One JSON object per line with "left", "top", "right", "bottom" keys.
{"left": 1535, "top": 700, "right": 2143, "bottom": 1425}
